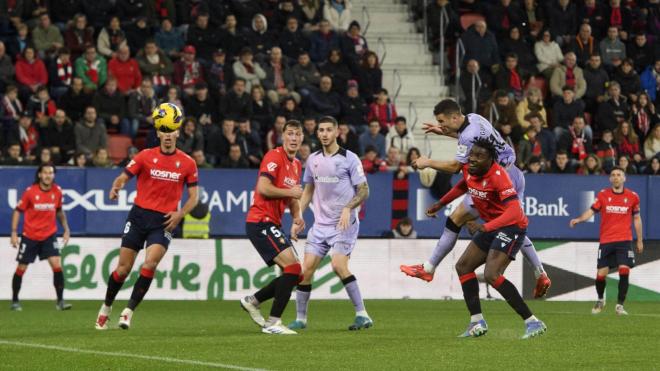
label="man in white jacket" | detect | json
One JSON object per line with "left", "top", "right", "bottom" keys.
{"left": 385, "top": 116, "right": 416, "bottom": 154}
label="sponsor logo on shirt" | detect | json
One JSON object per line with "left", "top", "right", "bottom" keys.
{"left": 314, "top": 175, "right": 340, "bottom": 183}
{"left": 284, "top": 177, "right": 297, "bottom": 187}
{"left": 150, "top": 169, "right": 182, "bottom": 182}
{"left": 468, "top": 188, "right": 489, "bottom": 200}
{"left": 33, "top": 203, "right": 57, "bottom": 211}
{"left": 501, "top": 188, "right": 516, "bottom": 196}
{"left": 605, "top": 205, "right": 629, "bottom": 214}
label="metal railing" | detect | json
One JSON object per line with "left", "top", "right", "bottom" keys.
{"left": 362, "top": 6, "right": 371, "bottom": 36}
{"left": 423, "top": 135, "right": 433, "bottom": 157}
{"left": 408, "top": 101, "right": 419, "bottom": 132}
{"left": 438, "top": 5, "right": 449, "bottom": 85}
{"left": 376, "top": 37, "right": 387, "bottom": 65}
{"left": 392, "top": 69, "right": 402, "bottom": 105}
{"left": 454, "top": 38, "right": 466, "bottom": 99}
{"left": 423, "top": 0, "right": 429, "bottom": 44}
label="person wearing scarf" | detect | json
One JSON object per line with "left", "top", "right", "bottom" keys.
{"left": 74, "top": 45, "right": 108, "bottom": 91}
{"left": 550, "top": 52, "right": 586, "bottom": 99}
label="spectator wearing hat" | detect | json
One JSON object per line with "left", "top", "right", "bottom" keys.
{"left": 186, "top": 12, "right": 219, "bottom": 63}
{"left": 97, "top": 16, "right": 127, "bottom": 59}
{"left": 155, "top": 18, "right": 185, "bottom": 60}
{"left": 262, "top": 46, "right": 300, "bottom": 105}
{"left": 173, "top": 45, "right": 205, "bottom": 96}
{"left": 136, "top": 39, "right": 174, "bottom": 97}
{"left": 92, "top": 77, "right": 130, "bottom": 135}
{"left": 324, "top": 0, "right": 353, "bottom": 32}
{"left": 232, "top": 47, "right": 266, "bottom": 92}
{"left": 310, "top": 19, "right": 340, "bottom": 63}
{"left": 279, "top": 16, "right": 311, "bottom": 61}
{"left": 184, "top": 81, "right": 219, "bottom": 128}
{"left": 64, "top": 13, "right": 94, "bottom": 62}
{"left": 340, "top": 79, "right": 369, "bottom": 133}
{"left": 221, "top": 78, "right": 253, "bottom": 121}
{"left": 319, "top": 48, "right": 351, "bottom": 94}
{"left": 206, "top": 48, "right": 232, "bottom": 99}
{"left": 108, "top": 45, "right": 142, "bottom": 95}
{"left": 74, "top": 45, "right": 107, "bottom": 91}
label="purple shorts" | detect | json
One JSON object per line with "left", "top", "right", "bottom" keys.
{"left": 305, "top": 221, "right": 360, "bottom": 257}
{"left": 463, "top": 165, "right": 526, "bottom": 214}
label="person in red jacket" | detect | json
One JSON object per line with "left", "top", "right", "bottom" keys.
{"left": 15, "top": 47, "right": 48, "bottom": 100}
{"left": 108, "top": 45, "right": 142, "bottom": 95}
{"left": 367, "top": 88, "right": 398, "bottom": 134}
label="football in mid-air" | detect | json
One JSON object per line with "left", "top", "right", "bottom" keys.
{"left": 152, "top": 103, "right": 183, "bottom": 132}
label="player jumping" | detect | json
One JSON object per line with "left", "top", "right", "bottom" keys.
{"left": 400, "top": 99, "right": 551, "bottom": 298}
{"left": 444, "top": 138, "right": 546, "bottom": 339}
{"left": 240, "top": 119, "right": 306, "bottom": 335}
{"left": 10, "top": 164, "right": 71, "bottom": 311}
{"left": 95, "top": 122, "right": 199, "bottom": 330}
{"left": 570, "top": 167, "right": 644, "bottom": 315}
{"left": 287, "top": 116, "right": 373, "bottom": 331}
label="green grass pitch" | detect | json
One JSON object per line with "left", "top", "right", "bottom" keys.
{"left": 1, "top": 300, "right": 659, "bottom": 370}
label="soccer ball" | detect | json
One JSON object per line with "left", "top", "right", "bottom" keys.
{"left": 152, "top": 103, "right": 183, "bottom": 132}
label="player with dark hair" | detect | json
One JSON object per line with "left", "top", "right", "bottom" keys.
{"left": 95, "top": 121, "right": 199, "bottom": 330}
{"left": 10, "top": 164, "right": 71, "bottom": 311}
{"left": 437, "top": 138, "right": 546, "bottom": 338}
{"left": 400, "top": 99, "right": 552, "bottom": 298}
{"left": 570, "top": 167, "right": 643, "bottom": 315}
{"left": 288, "top": 116, "right": 373, "bottom": 331}
{"left": 240, "top": 119, "right": 306, "bottom": 335}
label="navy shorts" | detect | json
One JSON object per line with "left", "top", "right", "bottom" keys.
{"left": 121, "top": 206, "right": 172, "bottom": 252}
{"left": 246, "top": 222, "right": 293, "bottom": 266}
{"left": 472, "top": 225, "right": 526, "bottom": 260}
{"left": 597, "top": 241, "right": 635, "bottom": 269}
{"left": 16, "top": 234, "right": 59, "bottom": 264}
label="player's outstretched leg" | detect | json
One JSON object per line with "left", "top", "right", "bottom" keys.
{"left": 241, "top": 277, "right": 279, "bottom": 327}
{"left": 96, "top": 247, "right": 136, "bottom": 330}
{"left": 455, "top": 243, "right": 488, "bottom": 338}
{"left": 592, "top": 273, "right": 607, "bottom": 314}
{"left": 520, "top": 237, "right": 552, "bottom": 298}
{"left": 48, "top": 257, "right": 71, "bottom": 310}
{"left": 261, "top": 248, "right": 301, "bottom": 335}
{"left": 616, "top": 266, "right": 630, "bottom": 315}
{"left": 11, "top": 265, "right": 26, "bottom": 311}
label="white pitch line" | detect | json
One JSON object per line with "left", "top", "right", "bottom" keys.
{"left": 0, "top": 339, "right": 268, "bottom": 371}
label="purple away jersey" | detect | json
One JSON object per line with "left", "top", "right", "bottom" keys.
{"left": 455, "top": 113, "right": 517, "bottom": 167}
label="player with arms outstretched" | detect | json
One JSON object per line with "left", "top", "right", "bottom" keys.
{"left": 95, "top": 120, "right": 198, "bottom": 330}
{"left": 287, "top": 116, "right": 372, "bottom": 331}
{"left": 10, "top": 164, "right": 71, "bottom": 311}
{"left": 400, "top": 99, "right": 551, "bottom": 298}
{"left": 570, "top": 167, "right": 643, "bottom": 315}
{"left": 441, "top": 138, "right": 546, "bottom": 339}
{"left": 240, "top": 120, "right": 306, "bottom": 335}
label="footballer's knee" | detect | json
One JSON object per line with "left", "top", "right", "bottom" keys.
{"left": 483, "top": 269, "right": 500, "bottom": 286}
{"left": 455, "top": 259, "right": 470, "bottom": 276}
{"left": 141, "top": 260, "right": 159, "bottom": 272}
{"left": 331, "top": 261, "right": 350, "bottom": 279}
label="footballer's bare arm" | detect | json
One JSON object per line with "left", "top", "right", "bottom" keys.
{"left": 345, "top": 182, "right": 370, "bottom": 210}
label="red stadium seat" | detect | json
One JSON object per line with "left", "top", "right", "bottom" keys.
{"left": 108, "top": 134, "right": 132, "bottom": 164}
{"left": 460, "top": 13, "right": 485, "bottom": 31}
{"left": 526, "top": 76, "right": 548, "bottom": 100}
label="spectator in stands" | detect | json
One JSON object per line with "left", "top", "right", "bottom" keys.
{"left": 192, "top": 149, "right": 212, "bottom": 169}
{"left": 558, "top": 116, "right": 592, "bottom": 164}
{"left": 32, "top": 14, "right": 63, "bottom": 59}
{"left": 72, "top": 151, "right": 87, "bottom": 167}
{"left": 577, "top": 154, "right": 605, "bottom": 175}
{"left": 307, "top": 75, "right": 341, "bottom": 117}
{"left": 118, "top": 146, "right": 138, "bottom": 167}
{"left": 81, "top": 0, "right": 114, "bottom": 32}
{"left": 320, "top": 48, "right": 351, "bottom": 94}
{"left": 266, "top": 115, "right": 286, "bottom": 151}
{"left": 64, "top": 13, "right": 94, "bottom": 62}
{"left": 550, "top": 150, "right": 576, "bottom": 173}
{"left": 298, "top": 142, "right": 312, "bottom": 167}
{"left": 628, "top": 33, "right": 654, "bottom": 74}
{"left": 617, "top": 154, "right": 637, "bottom": 174}
{"left": 34, "top": 147, "right": 52, "bottom": 166}
{"left": 74, "top": 106, "right": 106, "bottom": 156}
{"left": 136, "top": 40, "right": 173, "bottom": 97}
{"left": 47, "top": 48, "right": 72, "bottom": 100}
{"left": 386, "top": 116, "right": 415, "bottom": 154}
{"left": 495, "top": 52, "right": 530, "bottom": 100}
{"left": 92, "top": 147, "right": 113, "bottom": 168}
{"left": 614, "top": 121, "right": 641, "bottom": 159}
{"left": 338, "top": 121, "right": 360, "bottom": 154}
{"left": 301, "top": 0, "right": 324, "bottom": 31}
{"left": 17, "top": 115, "right": 39, "bottom": 162}
{"left": 359, "top": 119, "right": 386, "bottom": 158}
{"left": 2, "top": 85, "right": 23, "bottom": 124}
{"left": 97, "top": 16, "right": 127, "bottom": 59}
{"left": 117, "top": 0, "right": 151, "bottom": 24}
{"left": 185, "top": 82, "right": 219, "bottom": 127}
{"left": 125, "top": 16, "right": 152, "bottom": 54}
{"left": 50, "top": 0, "right": 82, "bottom": 30}
{"left": 93, "top": 78, "right": 129, "bottom": 134}
{"left": 324, "top": 0, "right": 352, "bottom": 31}
{"left": 280, "top": 16, "right": 310, "bottom": 61}
{"left": 517, "top": 125, "right": 545, "bottom": 168}
{"left": 0, "top": 41, "right": 15, "bottom": 93}
{"left": 577, "top": 0, "right": 606, "bottom": 39}
{"left": 220, "top": 143, "right": 250, "bottom": 169}
{"left": 528, "top": 112, "right": 557, "bottom": 161}
{"left": 206, "top": 49, "right": 231, "bottom": 99}
{"left": 186, "top": 12, "right": 218, "bottom": 63}
{"left": 127, "top": 79, "right": 158, "bottom": 138}
{"left": 219, "top": 14, "right": 245, "bottom": 61}
{"left": 534, "top": 29, "right": 564, "bottom": 79}
{"left": 214, "top": 118, "right": 241, "bottom": 164}
{"left": 222, "top": 78, "right": 253, "bottom": 121}
{"left": 177, "top": 117, "right": 204, "bottom": 155}
{"left": 386, "top": 217, "right": 417, "bottom": 239}
{"left": 280, "top": 96, "right": 303, "bottom": 122}
{"left": 552, "top": 86, "right": 585, "bottom": 139}
{"left": 484, "top": 90, "right": 519, "bottom": 133}
{"left": 340, "top": 79, "right": 369, "bottom": 132}
{"left": 406, "top": 147, "right": 421, "bottom": 173}
{"left": 520, "top": 0, "right": 544, "bottom": 38}
{"left": 310, "top": 19, "right": 340, "bottom": 63}
{"left": 596, "top": 129, "right": 618, "bottom": 173}
{"left": 165, "top": 86, "right": 182, "bottom": 107}
{"left": 525, "top": 155, "right": 544, "bottom": 174}
{"left": 1, "top": 143, "right": 23, "bottom": 165}
{"left": 597, "top": 81, "right": 630, "bottom": 132}
{"left": 58, "top": 76, "right": 91, "bottom": 123}
{"left": 546, "top": 0, "right": 577, "bottom": 47}
{"left": 155, "top": 18, "right": 184, "bottom": 60}
{"left": 460, "top": 20, "right": 500, "bottom": 73}
{"left": 229, "top": 0, "right": 261, "bottom": 29}
{"left": 291, "top": 52, "right": 321, "bottom": 99}
{"left": 604, "top": 0, "right": 632, "bottom": 40}
{"left": 497, "top": 121, "right": 516, "bottom": 148}
{"left": 583, "top": 54, "right": 609, "bottom": 114}
{"left": 644, "top": 124, "right": 660, "bottom": 159}
{"left": 232, "top": 47, "right": 266, "bottom": 92}
{"left": 613, "top": 58, "right": 641, "bottom": 103}
{"left": 263, "top": 47, "right": 299, "bottom": 105}
{"left": 302, "top": 117, "right": 320, "bottom": 152}
{"left": 236, "top": 118, "right": 263, "bottom": 167}
{"left": 246, "top": 14, "right": 275, "bottom": 60}
{"left": 599, "top": 26, "right": 626, "bottom": 71}
{"left": 74, "top": 45, "right": 107, "bottom": 91}
{"left": 368, "top": 88, "right": 398, "bottom": 134}
{"left": 26, "top": 86, "right": 56, "bottom": 127}
{"left": 499, "top": 26, "right": 536, "bottom": 73}
{"left": 15, "top": 46, "right": 49, "bottom": 99}
{"left": 632, "top": 92, "right": 658, "bottom": 140}
{"left": 274, "top": 0, "right": 303, "bottom": 31}
{"left": 640, "top": 59, "right": 659, "bottom": 103}
{"left": 488, "top": 0, "right": 524, "bottom": 39}
{"left": 516, "top": 87, "right": 547, "bottom": 130}
{"left": 569, "top": 24, "right": 595, "bottom": 67}
{"left": 385, "top": 146, "right": 402, "bottom": 170}
{"left": 250, "top": 85, "right": 274, "bottom": 132}
{"left": 357, "top": 51, "right": 382, "bottom": 102}
{"left": 6, "top": 23, "right": 30, "bottom": 63}
{"left": 108, "top": 45, "right": 142, "bottom": 95}
{"left": 550, "top": 52, "right": 587, "bottom": 100}
{"left": 340, "top": 20, "right": 368, "bottom": 71}
{"left": 173, "top": 45, "right": 205, "bottom": 96}
{"left": 644, "top": 155, "right": 660, "bottom": 175}
{"left": 460, "top": 59, "right": 493, "bottom": 114}
{"left": 361, "top": 145, "right": 387, "bottom": 173}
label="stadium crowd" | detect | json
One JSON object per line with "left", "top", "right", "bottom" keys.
{"left": 0, "top": 0, "right": 658, "bottom": 176}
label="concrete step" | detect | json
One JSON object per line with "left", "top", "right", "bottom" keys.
{"left": 358, "top": 3, "right": 407, "bottom": 13}
{"left": 361, "top": 10, "right": 409, "bottom": 24}
{"left": 364, "top": 21, "right": 414, "bottom": 34}
{"left": 381, "top": 64, "right": 440, "bottom": 74}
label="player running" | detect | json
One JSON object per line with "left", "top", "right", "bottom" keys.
{"left": 400, "top": 99, "right": 551, "bottom": 298}
{"left": 240, "top": 119, "right": 306, "bottom": 335}
{"left": 287, "top": 116, "right": 372, "bottom": 331}
{"left": 444, "top": 138, "right": 546, "bottom": 339}
{"left": 10, "top": 164, "right": 71, "bottom": 311}
{"left": 95, "top": 122, "right": 198, "bottom": 330}
{"left": 570, "top": 167, "right": 643, "bottom": 315}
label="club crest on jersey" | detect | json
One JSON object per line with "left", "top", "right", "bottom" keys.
{"left": 482, "top": 180, "right": 487, "bottom": 187}
{"left": 279, "top": 237, "right": 285, "bottom": 244}
{"left": 624, "top": 198, "right": 628, "bottom": 203}
{"left": 153, "top": 158, "right": 158, "bottom": 163}
{"left": 175, "top": 161, "right": 181, "bottom": 169}
{"left": 36, "top": 195, "right": 40, "bottom": 200}
{"left": 267, "top": 162, "right": 277, "bottom": 172}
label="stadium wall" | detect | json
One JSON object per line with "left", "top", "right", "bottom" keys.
{"left": 1, "top": 238, "right": 658, "bottom": 301}
{"left": 0, "top": 167, "right": 657, "bottom": 239}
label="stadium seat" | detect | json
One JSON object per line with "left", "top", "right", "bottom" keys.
{"left": 108, "top": 134, "right": 132, "bottom": 164}
{"left": 526, "top": 76, "right": 548, "bottom": 100}
{"left": 460, "top": 13, "right": 485, "bottom": 31}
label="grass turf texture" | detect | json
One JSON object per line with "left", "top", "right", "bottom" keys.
{"left": 1, "top": 300, "right": 659, "bottom": 370}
